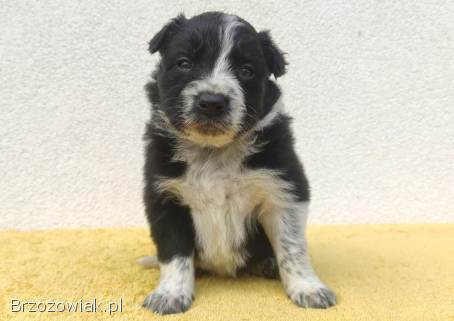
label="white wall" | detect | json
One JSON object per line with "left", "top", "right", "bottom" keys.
{"left": 1, "top": 1, "right": 453, "bottom": 229}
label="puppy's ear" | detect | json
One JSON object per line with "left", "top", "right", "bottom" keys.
{"left": 149, "top": 14, "right": 187, "bottom": 54}
{"left": 258, "top": 31, "right": 288, "bottom": 78}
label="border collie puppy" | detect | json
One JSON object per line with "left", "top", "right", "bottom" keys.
{"left": 141, "top": 11, "right": 336, "bottom": 314}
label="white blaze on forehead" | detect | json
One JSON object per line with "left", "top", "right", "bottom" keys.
{"left": 179, "top": 15, "right": 246, "bottom": 146}
{"left": 211, "top": 15, "right": 243, "bottom": 79}
{"left": 207, "top": 15, "right": 245, "bottom": 133}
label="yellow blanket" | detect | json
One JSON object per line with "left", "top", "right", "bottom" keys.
{"left": 1, "top": 225, "right": 453, "bottom": 320}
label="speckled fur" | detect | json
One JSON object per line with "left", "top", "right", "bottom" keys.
{"left": 142, "top": 11, "right": 336, "bottom": 315}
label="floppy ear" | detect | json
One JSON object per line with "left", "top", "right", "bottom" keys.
{"left": 149, "top": 14, "right": 187, "bottom": 54}
{"left": 258, "top": 30, "right": 288, "bottom": 78}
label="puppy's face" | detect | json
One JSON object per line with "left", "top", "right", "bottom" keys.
{"left": 148, "top": 12, "right": 286, "bottom": 147}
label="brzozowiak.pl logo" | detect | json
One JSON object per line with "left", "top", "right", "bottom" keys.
{"left": 10, "top": 298, "right": 124, "bottom": 315}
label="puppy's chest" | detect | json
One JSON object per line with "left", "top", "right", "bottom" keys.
{"left": 158, "top": 146, "right": 275, "bottom": 276}
{"left": 177, "top": 160, "right": 258, "bottom": 218}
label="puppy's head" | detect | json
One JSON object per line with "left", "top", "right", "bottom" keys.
{"left": 147, "top": 12, "right": 286, "bottom": 147}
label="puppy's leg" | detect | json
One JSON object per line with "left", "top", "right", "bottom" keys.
{"left": 243, "top": 224, "right": 279, "bottom": 279}
{"left": 143, "top": 256, "right": 194, "bottom": 314}
{"left": 143, "top": 196, "right": 195, "bottom": 314}
{"left": 260, "top": 202, "right": 336, "bottom": 308}
{"left": 243, "top": 257, "right": 280, "bottom": 279}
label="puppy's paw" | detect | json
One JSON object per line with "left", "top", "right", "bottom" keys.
{"left": 288, "top": 283, "right": 336, "bottom": 309}
{"left": 142, "top": 289, "right": 193, "bottom": 314}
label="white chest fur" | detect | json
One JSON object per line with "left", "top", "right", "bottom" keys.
{"left": 155, "top": 139, "right": 292, "bottom": 276}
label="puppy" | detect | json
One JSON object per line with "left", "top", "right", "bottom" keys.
{"left": 142, "top": 11, "right": 336, "bottom": 314}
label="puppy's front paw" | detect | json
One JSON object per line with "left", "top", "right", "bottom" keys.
{"left": 143, "top": 289, "right": 193, "bottom": 315}
{"left": 288, "top": 284, "right": 336, "bottom": 309}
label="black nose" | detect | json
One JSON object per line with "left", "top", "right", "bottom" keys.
{"left": 196, "top": 93, "right": 229, "bottom": 117}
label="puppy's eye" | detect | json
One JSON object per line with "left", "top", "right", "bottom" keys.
{"left": 238, "top": 64, "right": 254, "bottom": 79}
{"left": 176, "top": 57, "right": 192, "bottom": 71}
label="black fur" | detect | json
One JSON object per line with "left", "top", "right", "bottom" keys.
{"left": 143, "top": 120, "right": 310, "bottom": 265}
{"left": 143, "top": 127, "right": 194, "bottom": 262}
{"left": 244, "top": 115, "right": 310, "bottom": 202}
{"left": 143, "top": 11, "right": 309, "bottom": 270}
{"left": 258, "top": 30, "right": 288, "bottom": 78}
{"left": 148, "top": 14, "right": 187, "bottom": 54}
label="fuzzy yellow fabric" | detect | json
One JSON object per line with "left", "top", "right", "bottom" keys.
{"left": 1, "top": 225, "right": 453, "bottom": 321}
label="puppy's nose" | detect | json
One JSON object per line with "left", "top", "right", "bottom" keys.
{"left": 196, "top": 93, "right": 229, "bottom": 117}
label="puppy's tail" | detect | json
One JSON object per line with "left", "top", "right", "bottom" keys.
{"left": 136, "top": 255, "right": 159, "bottom": 268}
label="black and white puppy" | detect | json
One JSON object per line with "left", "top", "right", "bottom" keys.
{"left": 141, "top": 11, "right": 336, "bottom": 314}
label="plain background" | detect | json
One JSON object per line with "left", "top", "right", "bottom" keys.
{"left": 1, "top": 1, "right": 453, "bottom": 229}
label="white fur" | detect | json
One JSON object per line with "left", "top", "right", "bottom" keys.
{"left": 158, "top": 257, "right": 194, "bottom": 294}
{"left": 147, "top": 100, "right": 294, "bottom": 276}
{"left": 259, "top": 202, "right": 336, "bottom": 307}
{"left": 150, "top": 102, "right": 336, "bottom": 307}
{"left": 256, "top": 97, "right": 284, "bottom": 130}
{"left": 144, "top": 12, "right": 336, "bottom": 312}
{"left": 155, "top": 135, "right": 294, "bottom": 276}
{"left": 143, "top": 256, "right": 195, "bottom": 313}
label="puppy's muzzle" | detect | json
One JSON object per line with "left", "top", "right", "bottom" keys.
{"left": 194, "top": 93, "right": 230, "bottom": 118}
